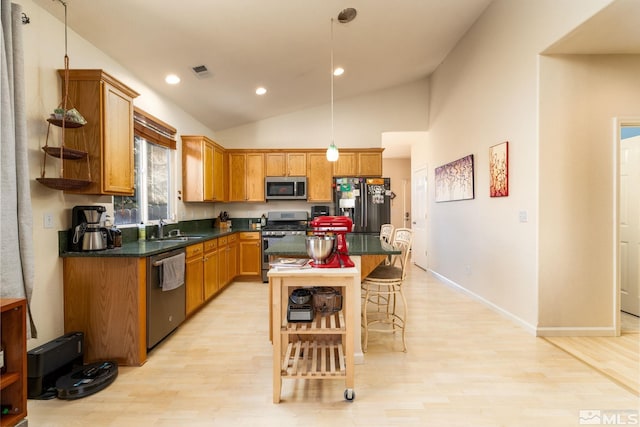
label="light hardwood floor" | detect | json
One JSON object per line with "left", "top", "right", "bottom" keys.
{"left": 27, "top": 265, "right": 639, "bottom": 426}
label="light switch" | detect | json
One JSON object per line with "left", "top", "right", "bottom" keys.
{"left": 44, "top": 212, "right": 54, "bottom": 228}
{"left": 518, "top": 210, "right": 528, "bottom": 223}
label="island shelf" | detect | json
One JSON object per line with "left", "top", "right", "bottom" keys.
{"left": 269, "top": 268, "right": 358, "bottom": 403}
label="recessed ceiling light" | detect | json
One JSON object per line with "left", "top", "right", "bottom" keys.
{"left": 256, "top": 87, "right": 267, "bottom": 95}
{"left": 333, "top": 67, "right": 344, "bottom": 76}
{"left": 165, "top": 74, "right": 180, "bottom": 85}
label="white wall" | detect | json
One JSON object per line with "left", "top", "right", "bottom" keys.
{"left": 413, "top": 0, "right": 612, "bottom": 331}
{"left": 538, "top": 54, "right": 640, "bottom": 333}
{"left": 215, "top": 79, "right": 429, "bottom": 149}
{"left": 19, "top": 0, "right": 219, "bottom": 349}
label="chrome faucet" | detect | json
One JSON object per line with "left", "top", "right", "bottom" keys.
{"left": 158, "top": 219, "right": 166, "bottom": 239}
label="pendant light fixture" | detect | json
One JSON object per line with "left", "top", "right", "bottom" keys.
{"left": 326, "top": 8, "right": 357, "bottom": 162}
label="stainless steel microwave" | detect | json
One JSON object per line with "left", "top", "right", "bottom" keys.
{"left": 265, "top": 176, "right": 307, "bottom": 200}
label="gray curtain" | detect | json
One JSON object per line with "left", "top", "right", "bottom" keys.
{"left": 1, "top": 0, "right": 36, "bottom": 338}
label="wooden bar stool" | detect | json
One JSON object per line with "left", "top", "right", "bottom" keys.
{"left": 361, "top": 228, "right": 413, "bottom": 352}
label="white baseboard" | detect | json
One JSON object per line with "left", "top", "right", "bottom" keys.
{"left": 535, "top": 327, "right": 617, "bottom": 337}
{"left": 428, "top": 270, "right": 619, "bottom": 337}
{"left": 429, "top": 270, "right": 537, "bottom": 335}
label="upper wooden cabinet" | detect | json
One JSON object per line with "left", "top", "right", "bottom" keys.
{"left": 182, "top": 135, "right": 226, "bottom": 202}
{"left": 58, "top": 69, "right": 139, "bottom": 195}
{"left": 332, "top": 149, "right": 383, "bottom": 177}
{"left": 228, "top": 152, "right": 264, "bottom": 202}
{"left": 307, "top": 152, "right": 334, "bottom": 202}
{"left": 265, "top": 152, "right": 307, "bottom": 176}
{"left": 332, "top": 152, "right": 358, "bottom": 177}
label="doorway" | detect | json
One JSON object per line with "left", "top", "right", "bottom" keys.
{"left": 617, "top": 121, "right": 640, "bottom": 330}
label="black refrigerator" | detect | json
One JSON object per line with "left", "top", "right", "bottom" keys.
{"left": 333, "top": 177, "right": 391, "bottom": 234}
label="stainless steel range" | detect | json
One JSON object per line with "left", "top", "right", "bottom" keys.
{"left": 261, "top": 211, "right": 308, "bottom": 282}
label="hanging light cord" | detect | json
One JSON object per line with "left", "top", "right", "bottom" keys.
{"left": 330, "top": 17, "right": 335, "bottom": 147}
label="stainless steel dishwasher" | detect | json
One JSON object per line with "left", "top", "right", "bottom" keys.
{"left": 147, "top": 248, "right": 186, "bottom": 349}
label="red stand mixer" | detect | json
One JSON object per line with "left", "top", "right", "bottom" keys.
{"left": 308, "top": 216, "right": 354, "bottom": 268}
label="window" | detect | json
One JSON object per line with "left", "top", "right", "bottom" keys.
{"left": 114, "top": 108, "right": 177, "bottom": 226}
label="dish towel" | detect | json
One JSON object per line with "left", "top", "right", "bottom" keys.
{"left": 159, "top": 252, "right": 185, "bottom": 291}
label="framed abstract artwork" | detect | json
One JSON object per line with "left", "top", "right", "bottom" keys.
{"left": 489, "top": 141, "right": 508, "bottom": 197}
{"left": 435, "top": 154, "right": 474, "bottom": 202}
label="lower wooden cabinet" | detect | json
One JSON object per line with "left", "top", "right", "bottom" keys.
{"left": 185, "top": 243, "right": 205, "bottom": 316}
{"left": 63, "top": 257, "right": 147, "bottom": 366}
{"left": 239, "top": 232, "right": 261, "bottom": 276}
{"left": 227, "top": 234, "right": 239, "bottom": 286}
{"left": 217, "top": 236, "right": 229, "bottom": 287}
{"left": 203, "top": 239, "right": 219, "bottom": 300}
{"left": 0, "top": 298, "right": 27, "bottom": 427}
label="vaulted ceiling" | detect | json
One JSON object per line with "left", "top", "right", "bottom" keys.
{"left": 32, "top": 0, "right": 493, "bottom": 132}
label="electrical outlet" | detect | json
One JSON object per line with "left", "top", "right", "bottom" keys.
{"left": 43, "top": 212, "right": 54, "bottom": 229}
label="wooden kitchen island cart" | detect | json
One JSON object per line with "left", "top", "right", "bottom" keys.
{"left": 269, "top": 267, "right": 358, "bottom": 403}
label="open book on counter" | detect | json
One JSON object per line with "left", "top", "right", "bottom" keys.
{"left": 269, "top": 258, "right": 311, "bottom": 270}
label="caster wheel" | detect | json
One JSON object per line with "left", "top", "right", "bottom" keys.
{"left": 344, "top": 389, "right": 355, "bottom": 401}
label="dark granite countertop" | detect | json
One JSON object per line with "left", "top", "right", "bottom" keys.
{"left": 264, "top": 234, "right": 400, "bottom": 256}
{"left": 60, "top": 226, "right": 258, "bottom": 258}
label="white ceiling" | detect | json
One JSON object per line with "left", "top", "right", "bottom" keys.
{"left": 31, "top": 0, "right": 492, "bottom": 134}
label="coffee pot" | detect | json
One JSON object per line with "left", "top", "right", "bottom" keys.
{"left": 69, "top": 205, "right": 108, "bottom": 251}
{"left": 81, "top": 227, "right": 108, "bottom": 251}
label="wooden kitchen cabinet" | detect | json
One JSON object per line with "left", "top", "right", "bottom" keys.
{"left": 185, "top": 243, "right": 205, "bottom": 315}
{"left": 217, "top": 234, "right": 238, "bottom": 288}
{"left": 58, "top": 69, "right": 139, "bottom": 195}
{"left": 182, "top": 135, "right": 226, "bottom": 202}
{"left": 63, "top": 257, "right": 147, "bottom": 366}
{"left": 332, "top": 151, "right": 358, "bottom": 177}
{"left": 228, "top": 233, "right": 239, "bottom": 284}
{"left": 332, "top": 149, "right": 383, "bottom": 177}
{"left": 228, "top": 152, "right": 264, "bottom": 201}
{"left": 0, "top": 298, "right": 27, "bottom": 427}
{"left": 238, "top": 232, "right": 261, "bottom": 277}
{"left": 218, "top": 236, "right": 230, "bottom": 288}
{"left": 213, "top": 145, "right": 226, "bottom": 201}
{"left": 203, "top": 239, "right": 220, "bottom": 300}
{"left": 306, "top": 152, "right": 334, "bottom": 202}
{"left": 265, "top": 152, "right": 306, "bottom": 176}
{"left": 357, "top": 150, "right": 383, "bottom": 176}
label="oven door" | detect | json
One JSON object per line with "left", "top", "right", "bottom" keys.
{"left": 261, "top": 233, "right": 288, "bottom": 282}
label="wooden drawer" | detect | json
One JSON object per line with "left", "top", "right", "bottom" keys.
{"left": 239, "top": 232, "right": 259, "bottom": 240}
{"left": 186, "top": 242, "right": 204, "bottom": 259}
{"left": 204, "top": 239, "right": 218, "bottom": 252}
{"left": 227, "top": 233, "right": 238, "bottom": 243}
{"left": 218, "top": 236, "right": 228, "bottom": 246}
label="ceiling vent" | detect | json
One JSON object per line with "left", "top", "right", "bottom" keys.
{"left": 191, "top": 65, "right": 212, "bottom": 79}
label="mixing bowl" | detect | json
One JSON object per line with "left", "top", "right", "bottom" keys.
{"left": 305, "top": 235, "right": 335, "bottom": 263}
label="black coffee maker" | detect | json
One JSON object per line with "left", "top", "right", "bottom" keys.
{"left": 311, "top": 205, "right": 330, "bottom": 220}
{"left": 69, "top": 205, "right": 108, "bottom": 251}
